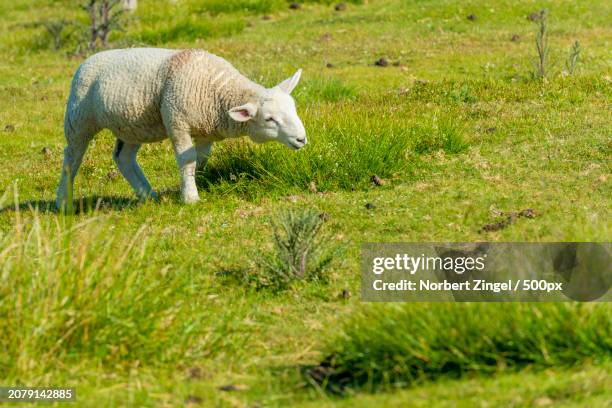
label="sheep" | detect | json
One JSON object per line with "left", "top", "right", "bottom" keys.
{"left": 56, "top": 48, "right": 307, "bottom": 208}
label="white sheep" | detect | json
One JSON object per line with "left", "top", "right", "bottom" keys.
{"left": 56, "top": 48, "right": 307, "bottom": 208}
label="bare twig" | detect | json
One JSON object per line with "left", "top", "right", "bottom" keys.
{"left": 84, "top": 0, "right": 123, "bottom": 51}
{"left": 534, "top": 9, "right": 549, "bottom": 79}
{"left": 565, "top": 40, "right": 581, "bottom": 75}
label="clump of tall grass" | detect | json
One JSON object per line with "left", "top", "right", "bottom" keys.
{"left": 0, "top": 200, "right": 229, "bottom": 378}
{"left": 199, "top": 111, "right": 467, "bottom": 198}
{"left": 447, "top": 83, "right": 478, "bottom": 104}
{"left": 411, "top": 118, "right": 467, "bottom": 154}
{"left": 309, "top": 303, "right": 612, "bottom": 392}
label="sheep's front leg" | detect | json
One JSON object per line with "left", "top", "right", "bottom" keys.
{"left": 195, "top": 140, "right": 213, "bottom": 173}
{"left": 169, "top": 129, "right": 199, "bottom": 204}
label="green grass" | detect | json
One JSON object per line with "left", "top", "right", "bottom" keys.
{"left": 313, "top": 303, "right": 612, "bottom": 392}
{"left": 302, "top": 363, "right": 612, "bottom": 407}
{"left": 136, "top": 15, "right": 246, "bottom": 45}
{"left": 198, "top": 0, "right": 285, "bottom": 15}
{"left": 0, "top": 207, "right": 256, "bottom": 377}
{"left": 298, "top": 77, "right": 357, "bottom": 103}
{"left": 0, "top": 0, "right": 611, "bottom": 406}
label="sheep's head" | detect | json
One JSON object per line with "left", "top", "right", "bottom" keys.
{"left": 228, "top": 69, "right": 307, "bottom": 150}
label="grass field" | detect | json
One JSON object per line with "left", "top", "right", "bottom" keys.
{"left": 0, "top": 0, "right": 611, "bottom": 406}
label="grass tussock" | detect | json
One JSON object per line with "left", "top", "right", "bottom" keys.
{"left": 0, "top": 206, "right": 232, "bottom": 378}
{"left": 312, "top": 303, "right": 612, "bottom": 392}
{"left": 199, "top": 111, "right": 467, "bottom": 197}
{"left": 411, "top": 118, "right": 467, "bottom": 154}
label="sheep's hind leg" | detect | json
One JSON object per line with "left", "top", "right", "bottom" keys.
{"left": 195, "top": 140, "right": 213, "bottom": 173}
{"left": 56, "top": 134, "right": 92, "bottom": 211}
{"left": 113, "top": 139, "right": 158, "bottom": 201}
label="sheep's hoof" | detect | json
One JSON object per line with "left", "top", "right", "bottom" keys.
{"left": 56, "top": 201, "right": 68, "bottom": 213}
{"left": 138, "top": 191, "right": 159, "bottom": 203}
{"left": 182, "top": 194, "right": 200, "bottom": 204}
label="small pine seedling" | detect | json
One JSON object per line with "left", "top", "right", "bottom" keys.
{"left": 256, "top": 209, "right": 335, "bottom": 289}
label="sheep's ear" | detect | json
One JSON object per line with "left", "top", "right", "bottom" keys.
{"left": 277, "top": 69, "right": 302, "bottom": 94}
{"left": 228, "top": 102, "right": 257, "bottom": 122}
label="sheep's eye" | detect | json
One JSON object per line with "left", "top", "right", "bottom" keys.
{"left": 266, "top": 117, "right": 277, "bottom": 124}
